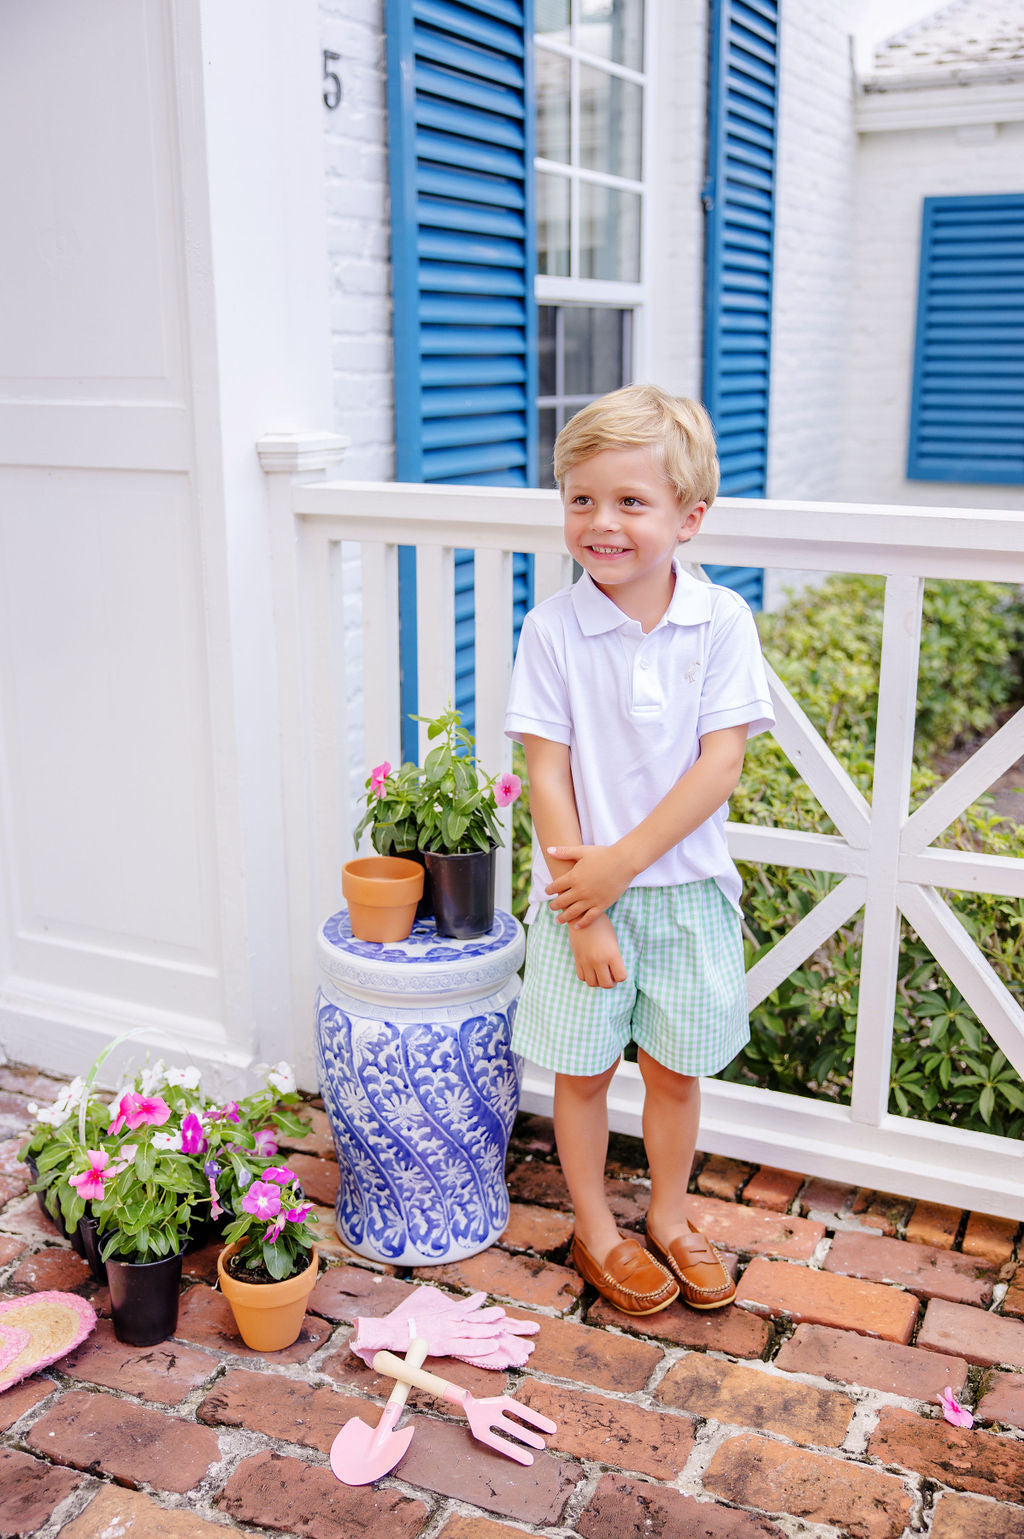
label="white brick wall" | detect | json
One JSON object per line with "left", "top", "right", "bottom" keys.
{"left": 844, "top": 115, "right": 1024, "bottom": 510}
{"left": 769, "top": 1, "right": 857, "bottom": 506}
{"left": 319, "top": 0, "right": 395, "bottom": 481}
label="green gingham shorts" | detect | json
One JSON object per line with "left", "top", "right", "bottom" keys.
{"left": 513, "top": 879, "right": 749, "bottom": 1078}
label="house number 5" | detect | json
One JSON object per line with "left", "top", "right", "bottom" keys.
{"left": 323, "top": 50, "right": 342, "bottom": 110}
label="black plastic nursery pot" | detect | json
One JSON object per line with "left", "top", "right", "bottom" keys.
{"left": 71, "top": 1215, "right": 108, "bottom": 1284}
{"left": 423, "top": 845, "right": 496, "bottom": 939}
{"left": 106, "top": 1250, "right": 183, "bottom": 1346}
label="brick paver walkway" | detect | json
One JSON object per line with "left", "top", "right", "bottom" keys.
{"left": 2, "top": 1062, "right": 1023, "bottom": 1538}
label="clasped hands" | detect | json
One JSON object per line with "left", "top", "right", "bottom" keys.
{"left": 545, "top": 842, "right": 634, "bottom": 989}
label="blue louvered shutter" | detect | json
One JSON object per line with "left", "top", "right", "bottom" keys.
{"left": 386, "top": 0, "right": 536, "bottom": 757}
{"left": 701, "top": 0, "right": 779, "bottom": 610}
{"left": 908, "top": 194, "right": 1024, "bottom": 485}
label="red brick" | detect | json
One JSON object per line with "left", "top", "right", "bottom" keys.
{"left": 506, "top": 1307, "right": 663, "bottom": 1391}
{"left": 578, "top": 1471, "right": 785, "bottom": 1538}
{"left": 180, "top": 1237, "right": 222, "bottom": 1285}
{"left": 868, "top": 1404, "right": 1024, "bottom": 1501}
{"left": 736, "top": 1257, "right": 919, "bottom": 1343}
{"left": 62, "top": 1485, "right": 234, "bottom": 1539}
{"left": 11, "top": 1244, "right": 93, "bottom": 1292}
{"left": 437, "top": 1519, "right": 534, "bottom": 1539}
{"left": 918, "top": 1298, "right": 1024, "bottom": 1369}
{"left": 0, "top": 1191, "right": 67, "bottom": 1244}
{"left": 1003, "top": 1265, "right": 1024, "bottom": 1320}
{"left": 276, "top": 1105, "right": 335, "bottom": 1159}
{"left": 798, "top": 1177, "right": 855, "bottom": 1221}
{"left": 391, "top": 1415, "right": 580, "bottom": 1524}
{"left": 605, "top": 1131, "right": 652, "bottom": 1178}
{"left": 175, "top": 1281, "right": 331, "bottom": 1362}
{"left": 509, "top": 1112, "right": 557, "bottom": 1157}
{"left": 285, "top": 1152, "right": 339, "bottom": 1207}
{"left": 703, "top": 1433, "right": 914, "bottom": 1539}
{"left": 0, "top": 1066, "right": 64, "bottom": 1099}
{"left": 27, "top": 1388, "right": 219, "bottom": 1492}
{"left": 199, "top": 1366, "right": 365, "bottom": 1452}
{"left": 588, "top": 1293, "right": 772, "bottom": 1357}
{"left": 931, "top": 1492, "right": 1024, "bottom": 1539}
{"left": 309, "top": 1264, "right": 412, "bottom": 1323}
{"left": 906, "top": 1199, "right": 962, "bottom": 1249}
{"left": 506, "top": 1163, "right": 647, "bottom": 1228}
{"left": 0, "top": 1376, "right": 55, "bottom": 1431}
{"left": 656, "top": 1354, "right": 855, "bottom": 1445}
{"left": 218, "top": 1451, "right": 429, "bottom": 1538}
{"left": 0, "top": 1094, "right": 34, "bottom": 1132}
{"left": 743, "top": 1167, "right": 804, "bottom": 1212}
{"left": 498, "top": 1201, "right": 573, "bottom": 1254}
{"left": 963, "top": 1212, "right": 1020, "bottom": 1266}
{"left": 0, "top": 1446, "right": 83, "bottom": 1536}
{"left": 824, "top": 1230, "right": 998, "bottom": 1306}
{"left": 0, "top": 1138, "right": 31, "bottom": 1203}
{"left": 0, "top": 1233, "right": 28, "bottom": 1267}
{"left": 696, "top": 1153, "right": 755, "bottom": 1200}
{"left": 687, "top": 1193, "right": 824, "bottom": 1260}
{"left": 61, "top": 1317, "right": 218, "bottom": 1404}
{"left": 413, "top": 1249, "right": 582, "bottom": 1312}
{"left": 849, "top": 1188, "right": 913, "bottom": 1235}
{"left": 977, "top": 1370, "right": 1024, "bottom": 1429}
{"left": 518, "top": 1376, "right": 695, "bottom": 1479}
{"left": 775, "top": 1322, "right": 968, "bottom": 1399}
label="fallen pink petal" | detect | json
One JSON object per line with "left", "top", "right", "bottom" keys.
{"left": 938, "top": 1387, "right": 974, "bottom": 1428}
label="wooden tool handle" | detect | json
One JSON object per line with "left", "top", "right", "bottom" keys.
{"left": 373, "top": 1349, "right": 460, "bottom": 1403}
{"left": 384, "top": 1336, "right": 429, "bottom": 1407}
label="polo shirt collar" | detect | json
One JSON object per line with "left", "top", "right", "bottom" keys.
{"left": 571, "top": 557, "right": 712, "bottom": 635}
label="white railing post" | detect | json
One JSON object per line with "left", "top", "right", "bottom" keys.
{"left": 851, "top": 574, "right": 924, "bottom": 1126}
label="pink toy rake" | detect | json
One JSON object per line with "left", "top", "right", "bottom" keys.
{"left": 372, "top": 1348, "right": 557, "bottom": 1466}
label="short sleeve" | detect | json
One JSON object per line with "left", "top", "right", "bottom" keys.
{"left": 504, "top": 611, "right": 572, "bottom": 746}
{"left": 696, "top": 596, "right": 775, "bottom": 740}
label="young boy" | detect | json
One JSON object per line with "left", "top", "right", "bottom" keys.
{"left": 504, "top": 385, "right": 774, "bottom": 1315}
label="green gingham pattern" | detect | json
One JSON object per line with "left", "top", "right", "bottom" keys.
{"left": 514, "top": 879, "right": 749, "bottom": 1078}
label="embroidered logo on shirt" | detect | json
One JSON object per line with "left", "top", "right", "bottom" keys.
{"left": 685, "top": 662, "right": 700, "bottom": 684}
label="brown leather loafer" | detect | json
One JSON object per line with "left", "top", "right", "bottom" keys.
{"left": 646, "top": 1222, "right": 736, "bottom": 1310}
{"left": 571, "top": 1233, "right": 679, "bottom": 1316}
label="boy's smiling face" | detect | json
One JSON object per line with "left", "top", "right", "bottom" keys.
{"left": 562, "top": 444, "right": 705, "bottom": 622}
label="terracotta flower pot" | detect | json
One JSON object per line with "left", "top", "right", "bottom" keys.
{"left": 342, "top": 856, "right": 424, "bottom": 942}
{"left": 217, "top": 1243, "right": 319, "bottom": 1351}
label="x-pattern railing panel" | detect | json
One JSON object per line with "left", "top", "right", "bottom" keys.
{"left": 271, "top": 475, "right": 1024, "bottom": 1215}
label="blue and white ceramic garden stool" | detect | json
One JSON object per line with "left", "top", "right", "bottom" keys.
{"left": 315, "top": 908, "right": 525, "bottom": 1266}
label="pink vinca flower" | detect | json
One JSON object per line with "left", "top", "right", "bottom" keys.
{"left": 207, "top": 1177, "right": 223, "bottom": 1220}
{"left": 264, "top": 1221, "right": 284, "bottom": 1244}
{"left": 370, "top": 761, "right": 391, "bottom": 799}
{"left": 938, "top": 1387, "right": 974, "bottom": 1428}
{"left": 69, "top": 1149, "right": 127, "bottom": 1203}
{"left": 494, "top": 771, "right": 522, "bottom": 808}
{"left": 241, "top": 1180, "right": 282, "bottom": 1221}
{"left": 262, "top": 1166, "right": 295, "bottom": 1186}
{"left": 180, "top": 1112, "right": 207, "bottom": 1155}
{"left": 253, "top": 1127, "right": 278, "bottom": 1157}
{"left": 108, "top": 1092, "right": 172, "bottom": 1136}
{"left": 286, "top": 1202, "right": 313, "bottom": 1225}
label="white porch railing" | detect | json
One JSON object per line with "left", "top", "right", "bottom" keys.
{"left": 263, "top": 453, "right": 1024, "bottom": 1220}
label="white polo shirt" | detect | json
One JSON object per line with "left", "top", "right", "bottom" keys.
{"left": 504, "top": 560, "right": 775, "bottom": 918}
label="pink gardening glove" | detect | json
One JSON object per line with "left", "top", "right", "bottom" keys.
{"left": 349, "top": 1286, "right": 538, "bottom": 1370}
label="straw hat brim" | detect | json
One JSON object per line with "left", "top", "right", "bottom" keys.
{"left": 0, "top": 1291, "right": 96, "bottom": 1392}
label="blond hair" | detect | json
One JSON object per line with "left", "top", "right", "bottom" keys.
{"left": 553, "top": 384, "right": 720, "bottom": 508}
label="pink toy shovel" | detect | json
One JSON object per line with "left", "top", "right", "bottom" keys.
{"left": 372, "top": 1349, "right": 557, "bottom": 1466}
{"left": 330, "top": 1336, "right": 429, "bottom": 1485}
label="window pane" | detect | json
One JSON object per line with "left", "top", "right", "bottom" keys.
{"left": 579, "top": 182, "right": 640, "bottom": 281}
{"left": 536, "top": 47, "right": 571, "bottom": 164}
{"left": 537, "top": 172, "right": 570, "bottom": 276}
{"left": 563, "top": 307, "right": 628, "bottom": 397}
{"left": 538, "top": 305, "right": 557, "bottom": 397}
{"left": 579, "top": 65, "right": 642, "bottom": 180}
{"left": 536, "top": 0, "right": 570, "bottom": 43}
{"left": 579, "top": 0, "right": 644, "bottom": 71}
{"left": 538, "top": 407, "right": 558, "bottom": 488}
